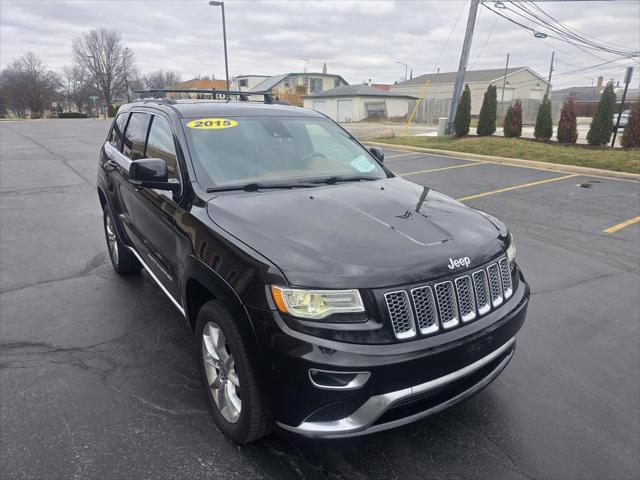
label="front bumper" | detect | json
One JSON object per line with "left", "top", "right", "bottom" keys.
{"left": 249, "top": 268, "right": 529, "bottom": 438}
{"left": 278, "top": 337, "right": 515, "bottom": 438}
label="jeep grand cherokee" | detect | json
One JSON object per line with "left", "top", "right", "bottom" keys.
{"left": 97, "top": 91, "right": 529, "bottom": 444}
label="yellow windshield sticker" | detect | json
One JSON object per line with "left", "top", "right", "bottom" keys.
{"left": 187, "top": 118, "right": 237, "bottom": 129}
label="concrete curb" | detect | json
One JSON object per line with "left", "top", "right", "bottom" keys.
{"left": 365, "top": 141, "right": 640, "bottom": 181}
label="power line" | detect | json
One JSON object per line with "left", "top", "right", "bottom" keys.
{"left": 432, "top": 0, "right": 469, "bottom": 74}
{"left": 469, "top": 12, "right": 499, "bottom": 69}
{"left": 481, "top": 1, "right": 638, "bottom": 58}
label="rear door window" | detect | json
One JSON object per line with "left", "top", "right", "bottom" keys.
{"left": 122, "top": 113, "right": 151, "bottom": 160}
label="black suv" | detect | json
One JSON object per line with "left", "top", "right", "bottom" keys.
{"left": 97, "top": 91, "right": 529, "bottom": 444}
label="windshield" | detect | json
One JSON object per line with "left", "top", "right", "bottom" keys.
{"left": 182, "top": 116, "right": 388, "bottom": 188}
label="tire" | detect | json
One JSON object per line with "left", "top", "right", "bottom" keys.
{"left": 103, "top": 206, "right": 141, "bottom": 275}
{"left": 195, "top": 301, "right": 271, "bottom": 444}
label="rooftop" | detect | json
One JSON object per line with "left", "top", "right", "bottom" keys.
{"left": 394, "top": 67, "right": 548, "bottom": 86}
{"left": 250, "top": 72, "right": 349, "bottom": 92}
{"left": 303, "top": 84, "right": 417, "bottom": 98}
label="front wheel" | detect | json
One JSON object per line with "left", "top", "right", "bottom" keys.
{"left": 196, "top": 301, "right": 271, "bottom": 444}
{"left": 103, "top": 207, "right": 141, "bottom": 275}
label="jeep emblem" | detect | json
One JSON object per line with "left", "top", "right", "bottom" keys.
{"left": 448, "top": 256, "right": 471, "bottom": 270}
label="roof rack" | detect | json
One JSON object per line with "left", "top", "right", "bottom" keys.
{"left": 133, "top": 89, "right": 274, "bottom": 104}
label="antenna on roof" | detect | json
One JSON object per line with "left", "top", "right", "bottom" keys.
{"left": 302, "top": 58, "right": 310, "bottom": 73}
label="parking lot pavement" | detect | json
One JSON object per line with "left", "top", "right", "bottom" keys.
{"left": 1, "top": 120, "right": 639, "bottom": 480}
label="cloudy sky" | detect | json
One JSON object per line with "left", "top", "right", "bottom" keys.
{"left": 1, "top": 0, "right": 638, "bottom": 89}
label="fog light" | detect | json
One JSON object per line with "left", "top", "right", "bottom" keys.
{"left": 308, "top": 369, "right": 370, "bottom": 390}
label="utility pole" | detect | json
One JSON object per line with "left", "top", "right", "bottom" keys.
{"left": 446, "top": 0, "right": 480, "bottom": 135}
{"left": 501, "top": 52, "right": 510, "bottom": 102}
{"left": 611, "top": 66, "right": 634, "bottom": 147}
{"left": 546, "top": 51, "right": 554, "bottom": 96}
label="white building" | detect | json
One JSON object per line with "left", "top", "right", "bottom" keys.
{"left": 303, "top": 84, "right": 417, "bottom": 123}
{"left": 390, "top": 67, "right": 550, "bottom": 115}
{"left": 232, "top": 75, "right": 270, "bottom": 91}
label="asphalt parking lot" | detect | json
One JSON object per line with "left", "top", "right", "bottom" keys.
{"left": 1, "top": 119, "right": 639, "bottom": 480}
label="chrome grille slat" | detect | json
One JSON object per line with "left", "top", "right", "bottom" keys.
{"left": 410, "top": 286, "right": 439, "bottom": 335}
{"left": 499, "top": 257, "right": 513, "bottom": 299}
{"left": 383, "top": 256, "right": 512, "bottom": 339}
{"left": 472, "top": 270, "right": 491, "bottom": 315}
{"left": 487, "top": 263, "right": 504, "bottom": 307}
{"left": 454, "top": 275, "right": 476, "bottom": 322}
{"left": 434, "top": 281, "right": 459, "bottom": 329}
{"left": 384, "top": 290, "right": 416, "bottom": 339}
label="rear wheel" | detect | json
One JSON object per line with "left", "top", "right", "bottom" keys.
{"left": 196, "top": 301, "right": 271, "bottom": 444}
{"left": 103, "top": 207, "right": 141, "bottom": 275}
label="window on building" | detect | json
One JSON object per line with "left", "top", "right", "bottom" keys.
{"left": 146, "top": 116, "right": 179, "bottom": 180}
{"left": 334, "top": 78, "right": 341, "bottom": 88}
{"left": 238, "top": 79, "right": 248, "bottom": 87}
{"left": 310, "top": 78, "right": 323, "bottom": 92}
{"left": 108, "top": 113, "right": 129, "bottom": 150}
{"left": 529, "top": 89, "right": 544, "bottom": 100}
{"left": 365, "top": 101, "right": 387, "bottom": 119}
{"left": 498, "top": 88, "right": 515, "bottom": 102}
{"left": 122, "top": 113, "right": 150, "bottom": 160}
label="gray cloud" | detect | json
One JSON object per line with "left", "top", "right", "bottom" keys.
{"left": 1, "top": 0, "right": 638, "bottom": 89}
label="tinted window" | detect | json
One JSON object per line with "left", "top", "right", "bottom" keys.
{"left": 182, "top": 116, "right": 386, "bottom": 188}
{"left": 108, "top": 113, "right": 128, "bottom": 150}
{"left": 122, "top": 113, "right": 150, "bottom": 160}
{"left": 146, "top": 116, "right": 179, "bottom": 180}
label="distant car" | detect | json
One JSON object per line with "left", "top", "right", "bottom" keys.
{"left": 613, "top": 110, "right": 630, "bottom": 130}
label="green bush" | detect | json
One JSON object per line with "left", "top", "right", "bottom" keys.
{"left": 453, "top": 84, "right": 471, "bottom": 137}
{"left": 557, "top": 96, "right": 578, "bottom": 144}
{"left": 534, "top": 94, "right": 553, "bottom": 141}
{"left": 107, "top": 104, "right": 119, "bottom": 118}
{"left": 587, "top": 83, "right": 616, "bottom": 146}
{"left": 503, "top": 100, "right": 522, "bottom": 138}
{"left": 621, "top": 100, "right": 640, "bottom": 148}
{"left": 476, "top": 85, "right": 497, "bottom": 136}
{"left": 58, "top": 112, "right": 89, "bottom": 118}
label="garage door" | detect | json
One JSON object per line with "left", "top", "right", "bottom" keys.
{"left": 337, "top": 99, "right": 353, "bottom": 123}
{"left": 312, "top": 100, "right": 327, "bottom": 115}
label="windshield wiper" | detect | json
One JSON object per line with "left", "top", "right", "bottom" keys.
{"left": 206, "top": 182, "right": 316, "bottom": 193}
{"left": 311, "top": 175, "right": 378, "bottom": 185}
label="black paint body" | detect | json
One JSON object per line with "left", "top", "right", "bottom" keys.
{"left": 97, "top": 100, "right": 529, "bottom": 433}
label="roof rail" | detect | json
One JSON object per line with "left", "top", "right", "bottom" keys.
{"left": 133, "top": 89, "right": 274, "bottom": 104}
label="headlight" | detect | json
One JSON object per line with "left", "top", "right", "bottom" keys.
{"left": 270, "top": 286, "right": 365, "bottom": 320}
{"left": 506, "top": 232, "right": 516, "bottom": 266}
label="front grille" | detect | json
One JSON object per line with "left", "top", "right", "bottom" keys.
{"left": 410, "top": 286, "right": 439, "bottom": 335}
{"left": 384, "top": 256, "right": 514, "bottom": 340}
{"left": 455, "top": 275, "right": 476, "bottom": 323}
{"left": 487, "top": 263, "right": 504, "bottom": 307}
{"left": 384, "top": 290, "right": 416, "bottom": 339}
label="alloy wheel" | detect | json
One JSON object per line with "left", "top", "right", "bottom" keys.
{"left": 202, "top": 322, "right": 242, "bottom": 423}
{"left": 105, "top": 213, "right": 119, "bottom": 265}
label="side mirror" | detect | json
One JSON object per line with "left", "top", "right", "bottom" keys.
{"left": 369, "top": 147, "right": 384, "bottom": 163}
{"left": 129, "top": 158, "right": 180, "bottom": 192}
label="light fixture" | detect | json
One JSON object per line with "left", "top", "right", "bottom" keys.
{"left": 494, "top": 1, "right": 506, "bottom": 8}
{"left": 534, "top": 31, "right": 548, "bottom": 39}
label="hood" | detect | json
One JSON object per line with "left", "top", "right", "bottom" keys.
{"left": 207, "top": 177, "right": 508, "bottom": 289}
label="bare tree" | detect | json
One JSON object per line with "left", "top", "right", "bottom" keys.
{"left": 143, "top": 70, "right": 181, "bottom": 90}
{"left": 0, "top": 52, "right": 59, "bottom": 117}
{"left": 61, "top": 65, "right": 91, "bottom": 112}
{"left": 72, "top": 29, "right": 135, "bottom": 107}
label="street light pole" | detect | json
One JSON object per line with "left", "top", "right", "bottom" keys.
{"left": 87, "top": 55, "right": 99, "bottom": 118}
{"left": 209, "top": 1, "right": 230, "bottom": 93}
